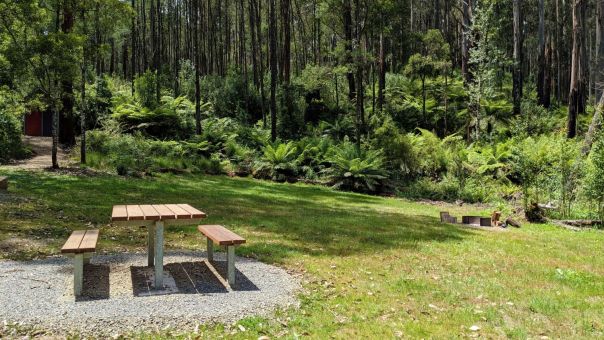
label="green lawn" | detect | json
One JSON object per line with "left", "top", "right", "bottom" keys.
{"left": 1, "top": 169, "right": 603, "bottom": 339}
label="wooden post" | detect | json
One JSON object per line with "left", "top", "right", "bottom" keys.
{"left": 207, "top": 237, "right": 214, "bottom": 262}
{"left": 74, "top": 254, "right": 84, "bottom": 296}
{"left": 227, "top": 245, "right": 235, "bottom": 286}
{"left": 154, "top": 221, "right": 164, "bottom": 289}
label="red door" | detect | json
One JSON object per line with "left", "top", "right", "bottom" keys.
{"left": 25, "top": 111, "right": 42, "bottom": 136}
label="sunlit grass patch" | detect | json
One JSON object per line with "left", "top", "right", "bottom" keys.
{"left": 0, "top": 169, "right": 603, "bottom": 338}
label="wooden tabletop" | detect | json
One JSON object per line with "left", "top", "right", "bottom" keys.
{"left": 111, "top": 204, "right": 206, "bottom": 222}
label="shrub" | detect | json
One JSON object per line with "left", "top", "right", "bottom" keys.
{"left": 253, "top": 141, "right": 299, "bottom": 182}
{"left": 296, "top": 136, "right": 333, "bottom": 180}
{"left": 319, "top": 115, "right": 355, "bottom": 141}
{"left": 134, "top": 71, "right": 160, "bottom": 109}
{"left": 0, "top": 89, "right": 29, "bottom": 163}
{"left": 112, "top": 95, "right": 196, "bottom": 139}
{"left": 323, "top": 142, "right": 387, "bottom": 193}
{"left": 200, "top": 117, "right": 239, "bottom": 156}
{"left": 86, "top": 130, "right": 223, "bottom": 175}
{"left": 585, "top": 135, "right": 604, "bottom": 222}
{"left": 510, "top": 135, "right": 558, "bottom": 210}
{"left": 407, "top": 128, "right": 460, "bottom": 178}
{"left": 371, "top": 114, "right": 415, "bottom": 176}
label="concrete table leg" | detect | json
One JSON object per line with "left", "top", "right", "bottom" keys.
{"left": 227, "top": 246, "right": 235, "bottom": 286}
{"left": 74, "top": 254, "right": 84, "bottom": 296}
{"left": 207, "top": 238, "right": 214, "bottom": 262}
{"left": 148, "top": 224, "right": 155, "bottom": 267}
{"left": 154, "top": 221, "right": 164, "bottom": 289}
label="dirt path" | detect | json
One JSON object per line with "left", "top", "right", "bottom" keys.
{"left": 2, "top": 136, "right": 71, "bottom": 170}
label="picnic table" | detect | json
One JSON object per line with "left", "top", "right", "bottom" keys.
{"left": 111, "top": 204, "right": 206, "bottom": 289}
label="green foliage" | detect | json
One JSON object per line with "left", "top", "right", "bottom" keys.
{"left": 112, "top": 95, "right": 197, "bottom": 139}
{"left": 323, "top": 142, "right": 387, "bottom": 193}
{"left": 86, "top": 130, "right": 223, "bottom": 176}
{"left": 406, "top": 128, "right": 460, "bottom": 178}
{"left": 134, "top": 71, "right": 160, "bottom": 109}
{"left": 319, "top": 115, "right": 355, "bottom": 141}
{"left": 557, "top": 139, "right": 583, "bottom": 218}
{"left": 370, "top": 114, "right": 415, "bottom": 176}
{"left": 0, "top": 89, "right": 29, "bottom": 162}
{"left": 253, "top": 141, "right": 299, "bottom": 182}
{"left": 511, "top": 135, "right": 560, "bottom": 210}
{"left": 198, "top": 70, "right": 261, "bottom": 123}
{"left": 295, "top": 136, "right": 333, "bottom": 180}
{"left": 277, "top": 84, "right": 306, "bottom": 139}
{"left": 404, "top": 30, "right": 450, "bottom": 80}
{"left": 585, "top": 135, "right": 604, "bottom": 221}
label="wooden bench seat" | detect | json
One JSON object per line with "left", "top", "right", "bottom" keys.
{"left": 62, "top": 230, "right": 99, "bottom": 297}
{"left": 0, "top": 176, "right": 7, "bottom": 190}
{"left": 198, "top": 225, "right": 246, "bottom": 286}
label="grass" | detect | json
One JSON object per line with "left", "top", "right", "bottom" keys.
{"left": 1, "top": 169, "right": 604, "bottom": 338}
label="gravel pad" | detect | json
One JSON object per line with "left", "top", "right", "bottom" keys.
{"left": 0, "top": 251, "right": 299, "bottom": 336}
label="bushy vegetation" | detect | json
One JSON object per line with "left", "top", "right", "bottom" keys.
{"left": 1, "top": 10, "right": 601, "bottom": 221}
{"left": 65, "top": 63, "right": 604, "bottom": 224}
{"left": 0, "top": 88, "right": 30, "bottom": 163}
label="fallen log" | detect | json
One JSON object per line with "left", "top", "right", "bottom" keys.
{"left": 505, "top": 217, "right": 522, "bottom": 228}
{"left": 559, "top": 220, "right": 602, "bottom": 227}
{"left": 551, "top": 220, "right": 581, "bottom": 232}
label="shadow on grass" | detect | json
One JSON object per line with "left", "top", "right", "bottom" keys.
{"left": 0, "top": 171, "right": 475, "bottom": 262}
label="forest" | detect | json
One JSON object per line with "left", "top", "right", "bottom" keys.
{"left": 1, "top": 0, "right": 604, "bottom": 222}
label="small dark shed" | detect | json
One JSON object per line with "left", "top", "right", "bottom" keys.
{"left": 24, "top": 110, "right": 52, "bottom": 137}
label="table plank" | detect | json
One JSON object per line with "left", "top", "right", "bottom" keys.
{"left": 112, "top": 205, "right": 129, "bottom": 221}
{"left": 61, "top": 230, "right": 86, "bottom": 253}
{"left": 126, "top": 205, "right": 145, "bottom": 221}
{"left": 178, "top": 204, "right": 206, "bottom": 218}
{"left": 165, "top": 204, "right": 192, "bottom": 219}
{"left": 152, "top": 204, "right": 176, "bottom": 220}
{"left": 198, "top": 225, "right": 246, "bottom": 245}
{"left": 140, "top": 205, "right": 161, "bottom": 221}
{"left": 78, "top": 230, "right": 99, "bottom": 253}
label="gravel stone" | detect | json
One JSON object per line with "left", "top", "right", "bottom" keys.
{"left": 0, "top": 251, "right": 300, "bottom": 336}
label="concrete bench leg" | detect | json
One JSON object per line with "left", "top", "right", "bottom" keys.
{"left": 207, "top": 238, "right": 214, "bottom": 262}
{"left": 83, "top": 253, "right": 92, "bottom": 265}
{"left": 74, "top": 254, "right": 84, "bottom": 296}
{"left": 148, "top": 224, "right": 155, "bottom": 267}
{"left": 154, "top": 221, "right": 164, "bottom": 289}
{"left": 227, "top": 245, "right": 235, "bottom": 286}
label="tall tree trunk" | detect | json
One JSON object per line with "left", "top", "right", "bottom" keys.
{"left": 249, "top": 0, "right": 259, "bottom": 88}
{"left": 568, "top": 0, "right": 586, "bottom": 138}
{"left": 461, "top": 0, "right": 472, "bottom": 84}
{"left": 377, "top": 31, "right": 385, "bottom": 112}
{"left": 60, "top": 0, "right": 76, "bottom": 146}
{"left": 155, "top": 0, "right": 162, "bottom": 102}
{"left": 512, "top": 0, "right": 523, "bottom": 116}
{"left": 269, "top": 0, "right": 278, "bottom": 141}
{"left": 536, "top": 0, "right": 547, "bottom": 107}
{"left": 421, "top": 77, "right": 426, "bottom": 125}
{"left": 109, "top": 38, "right": 116, "bottom": 75}
{"left": 194, "top": 0, "right": 202, "bottom": 134}
{"left": 343, "top": 0, "right": 355, "bottom": 100}
{"left": 81, "top": 5, "right": 88, "bottom": 164}
{"left": 597, "top": 0, "right": 604, "bottom": 101}
{"left": 283, "top": 0, "right": 291, "bottom": 84}
{"left": 354, "top": 0, "right": 363, "bottom": 149}
{"left": 543, "top": 35, "right": 552, "bottom": 107}
{"left": 256, "top": 0, "right": 267, "bottom": 127}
